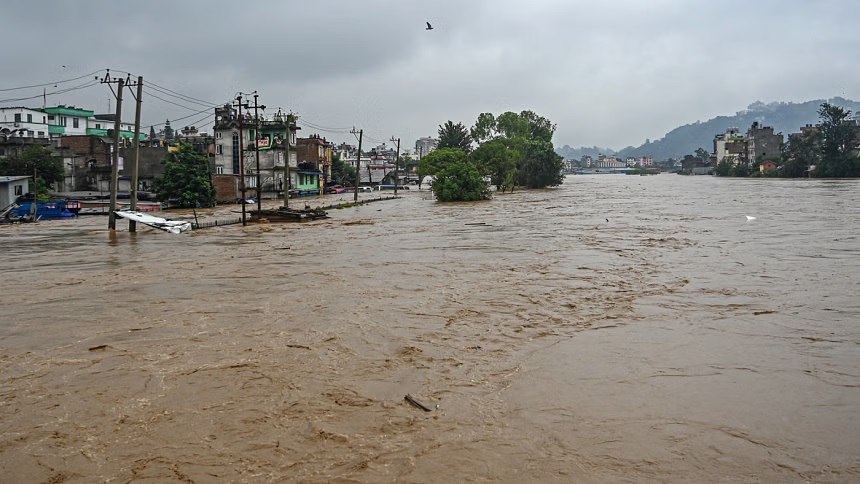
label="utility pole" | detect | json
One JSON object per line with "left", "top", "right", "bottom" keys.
{"left": 100, "top": 70, "right": 125, "bottom": 231}
{"left": 128, "top": 76, "right": 143, "bottom": 232}
{"left": 252, "top": 93, "right": 264, "bottom": 218}
{"left": 282, "top": 110, "right": 293, "bottom": 209}
{"left": 390, "top": 136, "right": 400, "bottom": 196}
{"left": 234, "top": 95, "right": 250, "bottom": 225}
{"left": 351, "top": 128, "right": 363, "bottom": 203}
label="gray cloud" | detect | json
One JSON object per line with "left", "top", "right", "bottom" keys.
{"left": 2, "top": 0, "right": 859, "bottom": 151}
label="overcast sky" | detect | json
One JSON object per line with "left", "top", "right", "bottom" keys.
{"left": 2, "top": 0, "right": 858, "bottom": 151}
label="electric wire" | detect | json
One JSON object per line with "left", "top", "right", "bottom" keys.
{"left": 0, "top": 70, "right": 106, "bottom": 92}
{"left": 0, "top": 79, "right": 101, "bottom": 104}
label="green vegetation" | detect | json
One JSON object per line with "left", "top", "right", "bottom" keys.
{"left": 432, "top": 159, "right": 490, "bottom": 202}
{"left": 154, "top": 143, "right": 216, "bottom": 207}
{"left": 437, "top": 121, "right": 473, "bottom": 153}
{"left": 0, "top": 145, "right": 64, "bottom": 198}
{"left": 714, "top": 102, "right": 860, "bottom": 178}
{"left": 423, "top": 110, "right": 564, "bottom": 202}
{"left": 329, "top": 152, "right": 356, "bottom": 185}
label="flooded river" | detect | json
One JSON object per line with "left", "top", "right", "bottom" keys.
{"left": 1, "top": 175, "right": 858, "bottom": 482}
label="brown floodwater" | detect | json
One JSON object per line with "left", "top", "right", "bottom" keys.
{"left": 1, "top": 175, "right": 858, "bottom": 483}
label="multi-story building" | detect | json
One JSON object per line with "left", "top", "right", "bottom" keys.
{"left": 714, "top": 127, "right": 744, "bottom": 165}
{"left": 415, "top": 136, "right": 437, "bottom": 159}
{"left": 0, "top": 107, "right": 51, "bottom": 141}
{"left": 296, "top": 134, "right": 332, "bottom": 194}
{"left": 212, "top": 105, "right": 300, "bottom": 202}
{"left": 746, "top": 122, "right": 783, "bottom": 163}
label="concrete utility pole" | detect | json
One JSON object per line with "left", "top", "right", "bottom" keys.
{"left": 100, "top": 71, "right": 125, "bottom": 231}
{"left": 351, "top": 128, "right": 363, "bottom": 203}
{"left": 252, "top": 93, "right": 264, "bottom": 218}
{"left": 234, "top": 95, "right": 250, "bottom": 225}
{"left": 129, "top": 76, "right": 143, "bottom": 232}
{"left": 284, "top": 117, "right": 290, "bottom": 209}
{"left": 390, "top": 136, "right": 400, "bottom": 196}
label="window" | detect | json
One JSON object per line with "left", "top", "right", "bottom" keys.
{"left": 95, "top": 124, "right": 101, "bottom": 129}
{"left": 62, "top": 117, "right": 67, "bottom": 127}
{"left": 37, "top": 131, "right": 45, "bottom": 138}
{"left": 232, "top": 133, "right": 240, "bottom": 174}
{"left": 73, "top": 118, "right": 79, "bottom": 129}
{"left": 48, "top": 115, "right": 54, "bottom": 121}
{"left": 216, "top": 145, "right": 223, "bottom": 155}
{"left": 216, "top": 166, "right": 224, "bottom": 175}
{"left": 15, "top": 185, "right": 23, "bottom": 196}
{"left": 216, "top": 132, "right": 222, "bottom": 139}
{"left": 14, "top": 113, "right": 21, "bottom": 122}
{"left": 27, "top": 114, "right": 32, "bottom": 122}
{"left": 42, "top": 116, "right": 46, "bottom": 123}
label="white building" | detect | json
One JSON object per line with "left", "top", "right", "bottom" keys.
{"left": 0, "top": 107, "right": 51, "bottom": 140}
{"left": 414, "top": 136, "right": 438, "bottom": 159}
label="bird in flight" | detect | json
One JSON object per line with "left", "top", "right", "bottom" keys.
{"left": 426, "top": 21, "right": 433, "bottom": 30}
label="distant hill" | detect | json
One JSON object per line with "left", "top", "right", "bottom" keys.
{"left": 557, "top": 98, "right": 860, "bottom": 161}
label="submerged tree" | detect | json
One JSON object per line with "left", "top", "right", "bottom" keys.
{"left": 470, "top": 139, "right": 519, "bottom": 192}
{"left": 814, "top": 103, "right": 860, "bottom": 177}
{"left": 154, "top": 143, "right": 215, "bottom": 207}
{"left": 431, "top": 159, "right": 490, "bottom": 202}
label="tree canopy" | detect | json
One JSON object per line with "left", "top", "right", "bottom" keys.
{"left": 437, "top": 121, "right": 473, "bottom": 152}
{"left": 425, "top": 109, "right": 563, "bottom": 201}
{"left": 431, "top": 159, "right": 490, "bottom": 202}
{"left": 0, "top": 145, "right": 64, "bottom": 197}
{"left": 329, "top": 152, "right": 356, "bottom": 185}
{"left": 154, "top": 143, "right": 215, "bottom": 207}
{"left": 813, "top": 103, "right": 860, "bottom": 177}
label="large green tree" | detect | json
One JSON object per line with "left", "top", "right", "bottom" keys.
{"left": 329, "top": 152, "right": 356, "bottom": 185}
{"left": 471, "top": 110, "right": 562, "bottom": 189}
{"left": 0, "top": 145, "right": 64, "bottom": 196}
{"left": 469, "top": 139, "right": 519, "bottom": 192}
{"left": 417, "top": 147, "right": 467, "bottom": 184}
{"left": 814, "top": 103, "right": 860, "bottom": 177}
{"left": 154, "top": 143, "right": 215, "bottom": 207}
{"left": 431, "top": 159, "right": 490, "bottom": 202}
{"left": 517, "top": 140, "right": 565, "bottom": 188}
{"left": 437, "top": 121, "right": 472, "bottom": 152}
{"left": 782, "top": 130, "right": 818, "bottom": 177}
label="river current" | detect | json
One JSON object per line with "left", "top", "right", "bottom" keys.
{"left": 1, "top": 175, "right": 858, "bottom": 482}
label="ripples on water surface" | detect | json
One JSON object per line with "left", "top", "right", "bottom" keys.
{"left": 1, "top": 175, "right": 858, "bottom": 482}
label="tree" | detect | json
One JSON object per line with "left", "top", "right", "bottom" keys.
{"left": 153, "top": 143, "right": 215, "bottom": 207}
{"left": 0, "top": 145, "right": 64, "bottom": 196}
{"left": 694, "top": 147, "right": 710, "bottom": 163}
{"left": 782, "top": 130, "right": 817, "bottom": 177}
{"left": 470, "top": 112, "right": 497, "bottom": 144}
{"left": 417, "top": 147, "right": 467, "bottom": 183}
{"left": 469, "top": 139, "right": 519, "bottom": 192}
{"left": 517, "top": 140, "right": 564, "bottom": 188}
{"left": 329, "top": 152, "right": 356, "bottom": 185}
{"left": 714, "top": 156, "right": 733, "bottom": 177}
{"left": 814, "top": 103, "right": 860, "bottom": 177}
{"left": 437, "top": 121, "right": 472, "bottom": 152}
{"left": 432, "top": 159, "right": 490, "bottom": 202}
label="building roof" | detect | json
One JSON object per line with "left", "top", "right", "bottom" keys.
{"left": 0, "top": 176, "right": 31, "bottom": 183}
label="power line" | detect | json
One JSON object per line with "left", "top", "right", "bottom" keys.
{"left": 0, "top": 69, "right": 106, "bottom": 92}
{"left": 144, "top": 82, "right": 218, "bottom": 108}
{"left": 143, "top": 88, "right": 211, "bottom": 112}
{"left": 0, "top": 79, "right": 101, "bottom": 104}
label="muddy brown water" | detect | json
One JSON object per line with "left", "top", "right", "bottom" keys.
{"left": 1, "top": 175, "right": 858, "bottom": 483}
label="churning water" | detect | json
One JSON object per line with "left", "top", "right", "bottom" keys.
{"left": 1, "top": 175, "right": 858, "bottom": 482}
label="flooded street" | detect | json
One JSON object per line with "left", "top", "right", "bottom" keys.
{"left": 1, "top": 175, "right": 859, "bottom": 482}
